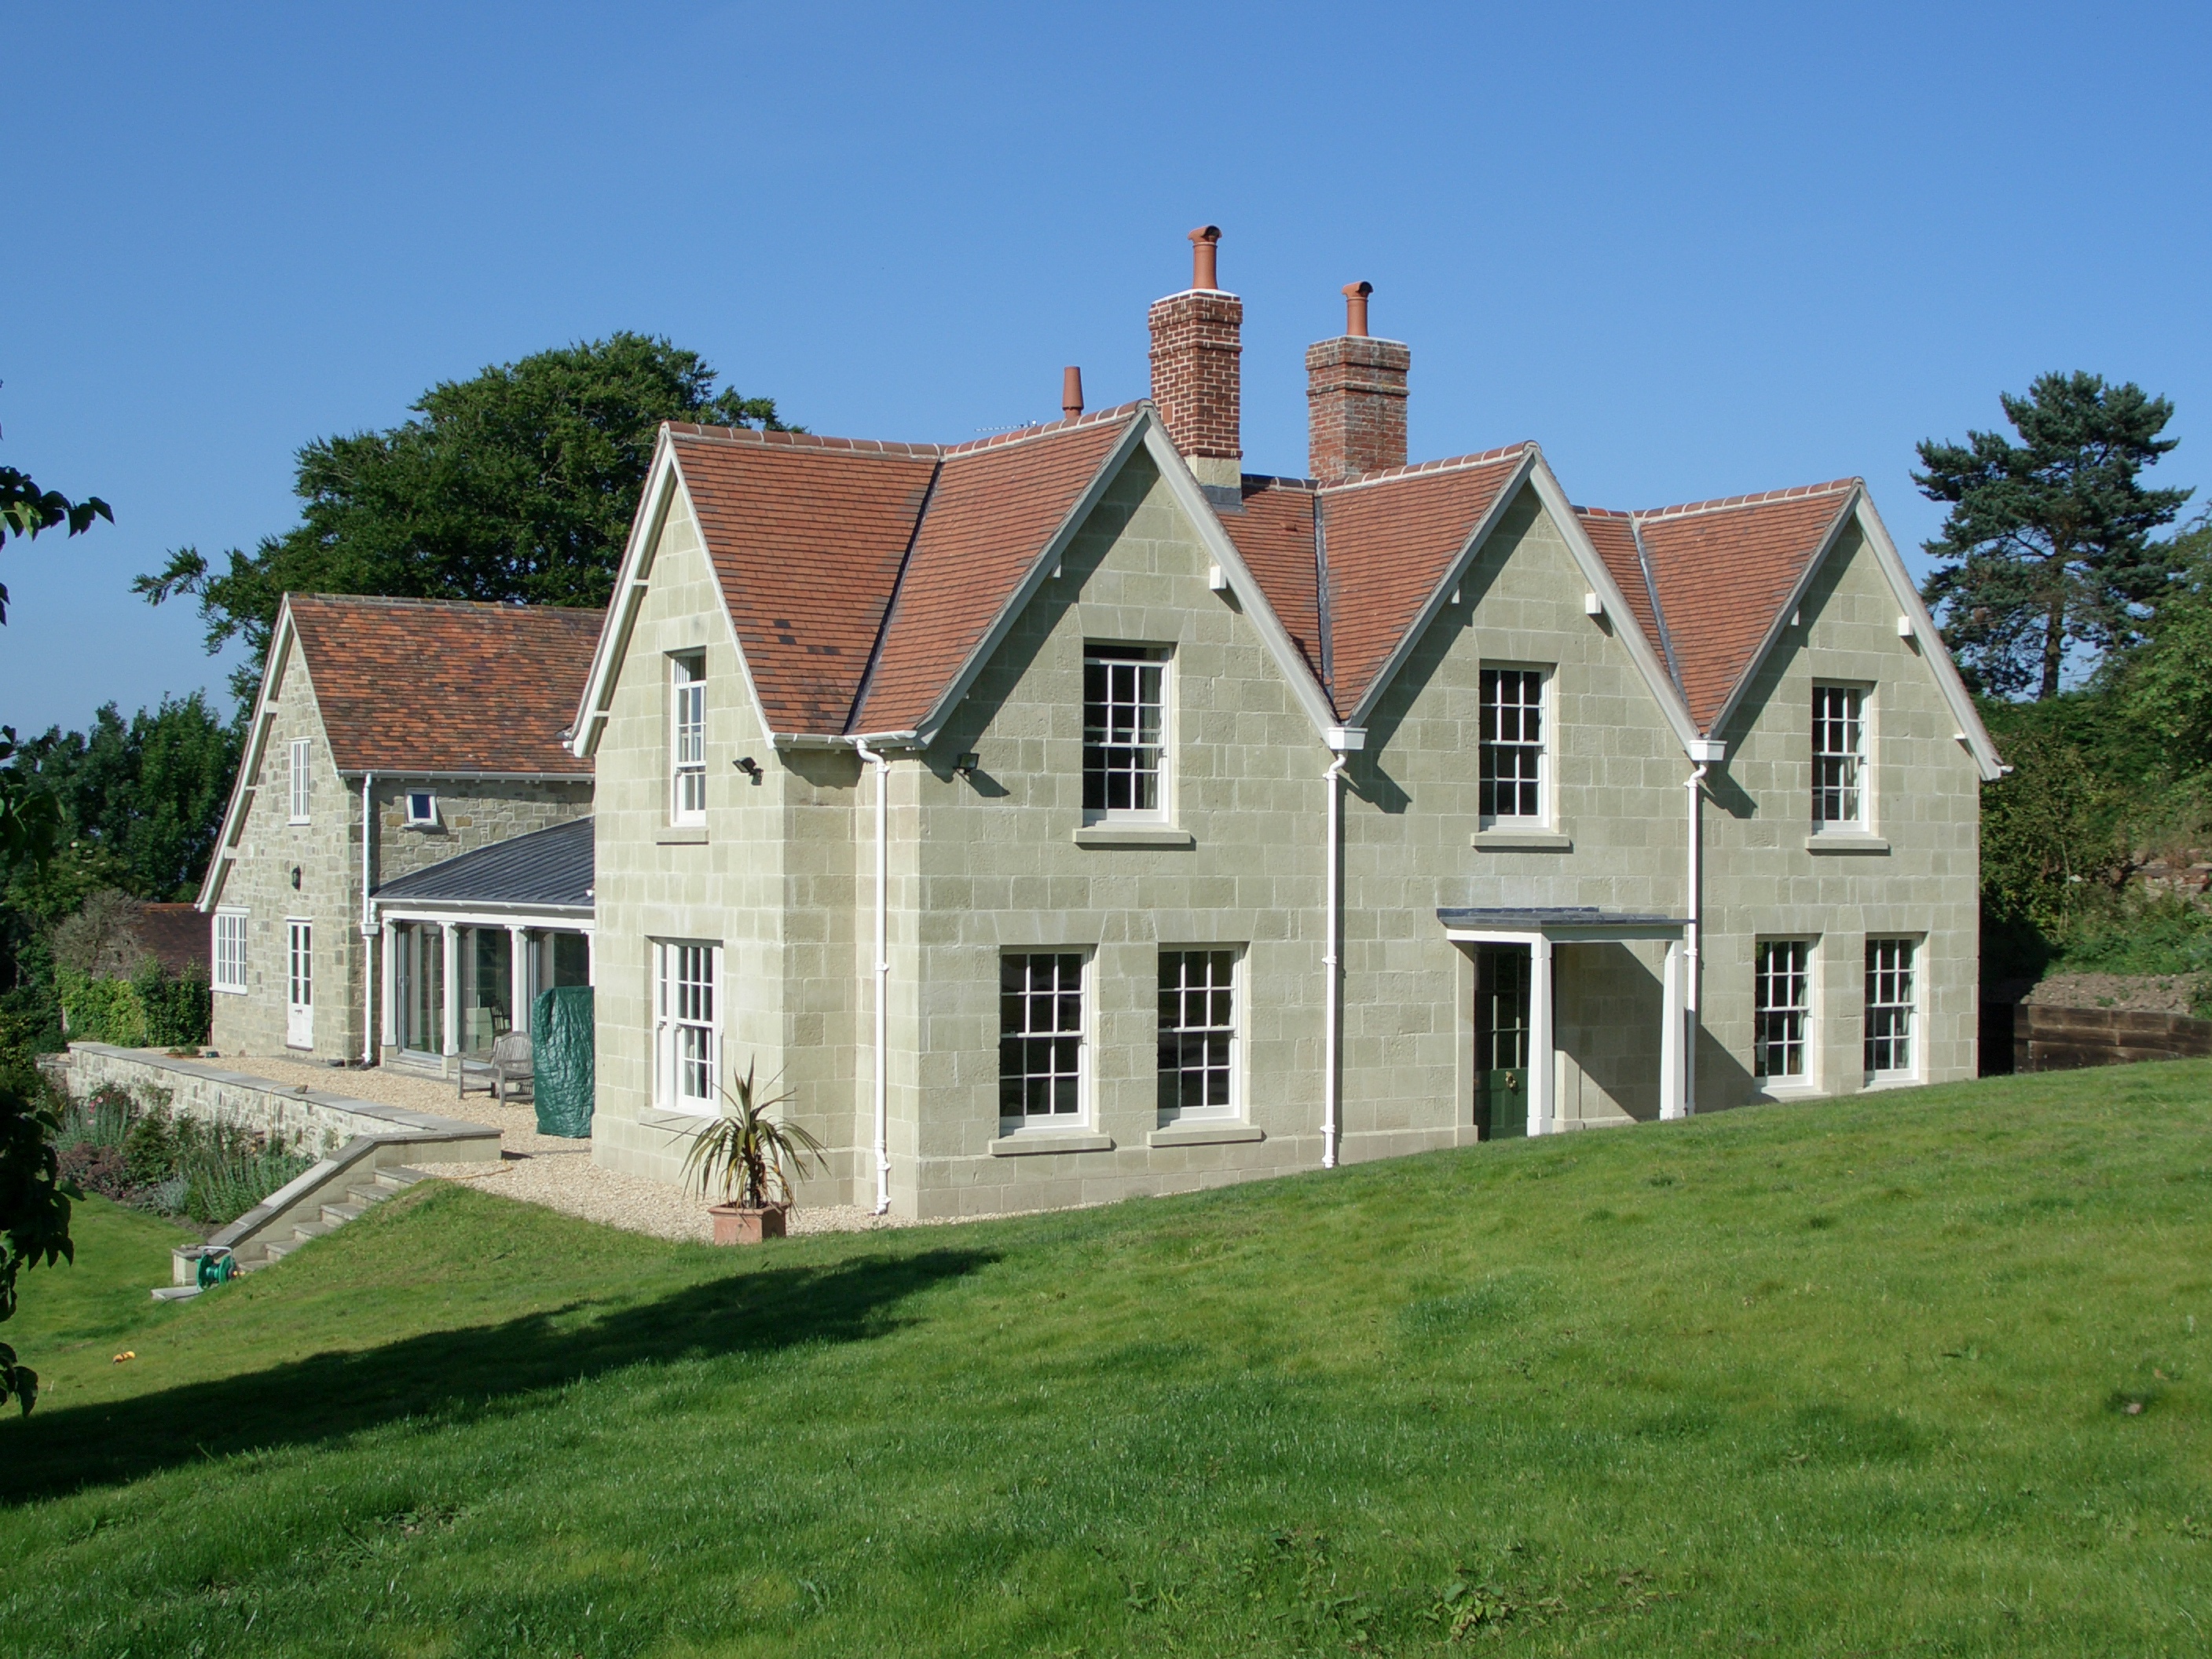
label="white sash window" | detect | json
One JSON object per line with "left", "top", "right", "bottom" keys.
{"left": 213, "top": 910, "right": 248, "bottom": 994}
{"left": 287, "top": 738, "right": 313, "bottom": 823}
{"left": 671, "top": 654, "right": 706, "bottom": 825}
{"left": 654, "top": 940, "right": 721, "bottom": 1112}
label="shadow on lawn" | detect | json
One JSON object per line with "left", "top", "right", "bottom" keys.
{"left": 0, "top": 1245, "right": 995, "bottom": 1506}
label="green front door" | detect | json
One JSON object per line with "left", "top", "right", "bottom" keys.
{"left": 1477, "top": 946, "right": 1532, "bottom": 1139}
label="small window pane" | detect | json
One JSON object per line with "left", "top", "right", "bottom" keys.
{"left": 672, "top": 656, "right": 706, "bottom": 823}
{"left": 660, "top": 941, "right": 718, "bottom": 1108}
{"left": 1865, "top": 938, "right": 1916, "bottom": 1076}
{"left": 288, "top": 739, "right": 312, "bottom": 822}
{"left": 1755, "top": 940, "right": 1811, "bottom": 1079}
{"left": 1000, "top": 953, "right": 1085, "bottom": 1120}
{"left": 1478, "top": 668, "right": 1544, "bottom": 821}
{"left": 1159, "top": 949, "right": 1236, "bottom": 1117}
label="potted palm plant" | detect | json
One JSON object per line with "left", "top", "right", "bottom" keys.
{"left": 682, "top": 1062, "right": 828, "bottom": 1244}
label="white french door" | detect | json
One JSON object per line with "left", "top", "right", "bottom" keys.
{"left": 286, "top": 920, "right": 314, "bottom": 1049}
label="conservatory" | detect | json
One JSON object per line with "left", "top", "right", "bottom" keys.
{"left": 373, "top": 817, "right": 594, "bottom": 1071}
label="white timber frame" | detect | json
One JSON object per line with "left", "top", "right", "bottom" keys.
{"left": 375, "top": 901, "right": 595, "bottom": 1064}
{"left": 1441, "top": 914, "right": 1690, "bottom": 1132}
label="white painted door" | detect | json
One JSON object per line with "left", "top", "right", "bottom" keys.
{"left": 286, "top": 920, "right": 313, "bottom": 1049}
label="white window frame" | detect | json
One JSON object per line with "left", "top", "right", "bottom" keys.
{"left": 998, "top": 950, "right": 1092, "bottom": 1129}
{"left": 1157, "top": 946, "right": 1242, "bottom": 1122}
{"left": 212, "top": 909, "right": 248, "bottom": 994}
{"left": 1478, "top": 664, "right": 1551, "bottom": 828}
{"left": 670, "top": 654, "right": 707, "bottom": 826}
{"left": 1864, "top": 936, "right": 1921, "bottom": 1085}
{"left": 1812, "top": 683, "right": 1869, "bottom": 831}
{"left": 1082, "top": 645, "right": 1171, "bottom": 826}
{"left": 402, "top": 790, "right": 438, "bottom": 829}
{"left": 287, "top": 738, "right": 313, "bottom": 824}
{"left": 653, "top": 939, "right": 721, "bottom": 1115}
{"left": 1753, "top": 938, "right": 1815, "bottom": 1085}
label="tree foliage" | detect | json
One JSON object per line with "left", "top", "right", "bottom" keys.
{"left": 0, "top": 1063, "right": 74, "bottom": 1415}
{"left": 136, "top": 334, "right": 793, "bottom": 694}
{"left": 0, "top": 404, "right": 112, "bottom": 629}
{"left": 1917, "top": 372, "right": 2190, "bottom": 700}
{"left": 14, "top": 693, "right": 241, "bottom": 902}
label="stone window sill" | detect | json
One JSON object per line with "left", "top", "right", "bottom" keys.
{"left": 1073, "top": 825, "right": 1195, "bottom": 850}
{"left": 1146, "top": 1120, "right": 1265, "bottom": 1148}
{"left": 988, "top": 1130, "right": 1115, "bottom": 1157}
{"left": 1805, "top": 833, "right": 1889, "bottom": 855}
{"left": 656, "top": 826, "right": 709, "bottom": 845}
{"left": 1470, "top": 830, "right": 1572, "bottom": 851}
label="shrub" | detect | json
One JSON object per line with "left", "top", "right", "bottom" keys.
{"left": 123, "top": 1107, "right": 177, "bottom": 1187}
{"left": 53, "top": 963, "right": 210, "bottom": 1049}
{"left": 51, "top": 1086, "right": 313, "bottom": 1225}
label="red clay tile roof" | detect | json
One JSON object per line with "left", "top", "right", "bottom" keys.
{"left": 669, "top": 429, "right": 939, "bottom": 731}
{"left": 664, "top": 409, "right": 1143, "bottom": 738}
{"left": 131, "top": 903, "right": 211, "bottom": 977}
{"left": 1320, "top": 445, "right": 1534, "bottom": 716}
{"left": 1609, "top": 482, "right": 1859, "bottom": 731}
{"left": 287, "top": 595, "right": 601, "bottom": 775}
{"left": 852, "top": 412, "right": 1138, "bottom": 732}
{"left": 1573, "top": 508, "right": 1669, "bottom": 672}
{"left": 1221, "top": 478, "right": 1325, "bottom": 693}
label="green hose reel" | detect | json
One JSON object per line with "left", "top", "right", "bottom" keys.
{"left": 196, "top": 1250, "right": 236, "bottom": 1289}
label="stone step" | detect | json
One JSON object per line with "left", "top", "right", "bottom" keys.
{"left": 289, "top": 1220, "right": 333, "bottom": 1242}
{"left": 151, "top": 1283, "right": 203, "bottom": 1302}
{"left": 261, "top": 1236, "right": 300, "bottom": 1262}
{"left": 373, "top": 1165, "right": 432, "bottom": 1192}
{"left": 321, "top": 1199, "right": 368, "bottom": 1226}
{"left": 347, "top": 1183, "right": 391, "bottom": 1207}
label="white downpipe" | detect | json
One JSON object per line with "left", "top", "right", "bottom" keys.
{"left": 1684, "top": 762, "right": 1709, "bottom": 1115}
{"left": 1321, "top": 751, "right": 1350, "bottom": 1168}
{"left": 359, "top": 772, "right": 375, "bottom": 1067}
{"left": 855, "top": 739, "right": 892, "bottom": 1214}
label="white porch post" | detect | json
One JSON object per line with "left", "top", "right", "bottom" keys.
{"left": 508, "top": 925, "right": 530, "bottom": 1038}
{"left": 379, "top": 920, "right": 398, "bottom": 1049}
{"left": 1529, "top": 933, "right": 1555, "bottom": 1135}
{"left": 1659, "top": 938, "right": 1686, "bottom": 1119}
{"left": 441, "top": 923, "right": 461, "bottom": 1070}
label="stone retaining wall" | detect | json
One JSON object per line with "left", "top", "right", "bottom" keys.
{"left": 62, "top": 1044, "right": 500, "bottom": 1163}
{"left": 2014, "top": 1005, "right": 2212, "bottom": 1074}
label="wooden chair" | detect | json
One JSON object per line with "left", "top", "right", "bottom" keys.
{"left": 458, "top": 1031, "right": 533, "bottom": 1103}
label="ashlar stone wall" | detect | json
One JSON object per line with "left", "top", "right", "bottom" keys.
{"left": 208, "top": 634, "right": 590, "bottom": 1068}
{"left": 1697, "top": 518, "right": 1981, "bottom": 1102}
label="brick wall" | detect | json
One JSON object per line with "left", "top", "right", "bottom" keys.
{"left": 1306, "top": 335, "right": 1410, "bottom": 482}
{"left": 1147, "top": 289, "right": 1243, "bottom": 484}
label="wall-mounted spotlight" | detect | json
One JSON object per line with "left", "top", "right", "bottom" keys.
{"left": 734, "top": 756, "right": 764, "bottom": 782}
{"left": 289, "top": 866, "right": 302, "bottom": 889}
{"left": 954, "top": 752, "right": 980, "bottom": 779}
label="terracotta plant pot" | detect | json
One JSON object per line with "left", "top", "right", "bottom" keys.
{"left": 709, "top": 1203, "right": 786, "bottom": 1245}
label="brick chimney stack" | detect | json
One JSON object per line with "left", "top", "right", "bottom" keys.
{"left": 1306, "top": 280, "right": 1409, "bottom": 484}
{"left": 1147, "top": 225, "right": 1243, "bottom": 490}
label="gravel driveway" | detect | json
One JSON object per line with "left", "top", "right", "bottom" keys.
{"left": 217, "top": 1052, "right": 932, "bottom": 1242}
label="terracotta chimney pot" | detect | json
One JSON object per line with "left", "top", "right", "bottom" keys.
{"left": 1342, "top": 280, "right": 1372, "bottom": 338}
{"left": 1062, "top": 366, "right": 1084, "bottom": 421}
{"left": 1188, "top": 225, "right": 1221, "bottom": 292}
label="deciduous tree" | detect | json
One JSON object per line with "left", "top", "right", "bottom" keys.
{"left": 137, "top": 334, "right": 793, "bottom": 696}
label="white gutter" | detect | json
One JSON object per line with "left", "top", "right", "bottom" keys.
{"left": 1320, "top": 728, "right": 1364, "bottom": 1167}
{"left": 852, "top": 738, "right": 894, "bottom": 1214}
{"left": 360, "top": 772, "right": 375, "bottom": 1067}
{"left": 1683, "top": 745, "right": 1723, "bottom": 1111}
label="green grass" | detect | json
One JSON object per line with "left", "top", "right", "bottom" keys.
{"left": 3, "top": 1066, "right": 2210, "bottom": 1657}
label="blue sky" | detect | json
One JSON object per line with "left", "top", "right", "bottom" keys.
{"left": 5, "top": 2, "right": 2206, "bottom": 734}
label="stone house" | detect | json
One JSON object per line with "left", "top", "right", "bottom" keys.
{"left": 567, "top": 228, "right": 2002, "bottom": 1220}
{"left": 196, "top": 595, "right": 601, "bottom": 1067}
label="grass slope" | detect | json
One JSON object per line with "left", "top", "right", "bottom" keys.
{"left": 3, "top": 1065, "right": 2209, "bottom": 1657}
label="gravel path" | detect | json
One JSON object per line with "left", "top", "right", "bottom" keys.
{"left": 213, "top": 1053, "right": 942, "bottom": 1242}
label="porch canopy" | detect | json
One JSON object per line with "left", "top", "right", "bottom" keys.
{"left": 374, "top": 817, "right": 594, "bottom": 1064}
{"left": 1436, "top": 906, "right": 1691, "bottom": 1131}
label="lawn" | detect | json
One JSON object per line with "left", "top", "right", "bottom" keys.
{"left": 2, "top": 1065, "right": 2208, "bottom": 1657}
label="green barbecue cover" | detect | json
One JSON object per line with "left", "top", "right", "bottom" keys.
{"left": 532, "top": 985, "right": 595, "bottom": 1138}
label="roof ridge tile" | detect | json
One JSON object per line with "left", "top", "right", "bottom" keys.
{"left": 1317, "top": 441, "right": 1537, "bottom": 494}
{"left": 938, "top": 401, "right": 1145, "bottom": 457}
{"left": 1626, "top": 478, "right": 1862, "bottom": 523}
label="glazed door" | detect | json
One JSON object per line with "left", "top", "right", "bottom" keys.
{"left": 286, "top": 920, "right": 314, "bottom": 1049}
{"left": 1476, "top": 945, "right": 1531, "bottom": 1138}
